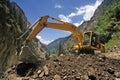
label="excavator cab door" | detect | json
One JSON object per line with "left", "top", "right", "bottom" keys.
{"left": 83, "top": 31, "right": 99, "bottom": 48}
{"left": 91, "top": 33, "right": 99, "bottom": 47}
{"left": 83, "top": 32, "right": 91, "bottom": 46}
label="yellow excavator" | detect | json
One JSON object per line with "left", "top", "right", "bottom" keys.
{"left": 17, "top": 15, "right": 104, "bottom": 55}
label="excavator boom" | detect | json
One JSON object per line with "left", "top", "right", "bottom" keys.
{"left": 26, "top": 16, "right": 84, "bottom": 46}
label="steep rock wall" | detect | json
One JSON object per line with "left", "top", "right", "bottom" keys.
{"left": 0, "top": 0, "right": 46, "bottom": 75}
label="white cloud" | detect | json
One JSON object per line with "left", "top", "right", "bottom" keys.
{"left": 36, "top": 35, "right": 53, "bottom": 45}
{"left": 73, "top": 20, "right": 84, "bottom": 27}
{"left": 55, "top": 4, "right": 62, "bottom": 9}
{"left": 68, "top": 13, "right": 76, "bottom": 18}
{"left": 58, "top": 0, "right": 103, "bottom": 23}
{"left": 58, "top": 10, "right": 84, "bottom": 23}
{"left": 58, "top": 14, "right": 72, "bottom": 22}
{"left": 36, "top": 35, "right": 42, "bottom": 41}
{"left": 43, "top": 40, "right": 53, "bottom": 45}
{"left": 68, "top": 8, "right": 85, "bottom": 18}
{"left": 82, "top": 0, "right": 103, "bottom": 21}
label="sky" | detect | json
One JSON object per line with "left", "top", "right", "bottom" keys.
{"left": 10, "top": 0, "right": 103, "bottom": 45}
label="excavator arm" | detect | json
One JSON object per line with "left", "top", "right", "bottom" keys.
{"left": 26, "top": 16, "right": 84, "bottom": 46}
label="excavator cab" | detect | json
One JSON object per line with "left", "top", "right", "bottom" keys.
{"left": 83, "top": 31, "right": 98, "bottom": 47}
{"left": 72, "top": 31, "right": 104, "bottom": 54}
{"left": 83, "top": 31, "right": 104, "bottom": 52}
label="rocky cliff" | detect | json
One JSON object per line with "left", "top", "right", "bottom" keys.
{"left": 0, "top": 0, "right": 46, "bottom": 76}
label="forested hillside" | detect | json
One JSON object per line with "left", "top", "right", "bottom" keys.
{"left": 89, "top": 0, "right": 120, "bottom": 50}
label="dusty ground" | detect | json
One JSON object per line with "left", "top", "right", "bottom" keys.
{"left": 4, "top": 45, "right": 120, "bottom": 80}
{"left": 104, "top": 45, "right": 120, "bottom": 60}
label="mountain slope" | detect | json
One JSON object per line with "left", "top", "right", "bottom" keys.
{"left": 47, "top": 38, "right": 65, "bottom": 55}
{"left": 89, "top": 0, "right": 120, "bottom": 50}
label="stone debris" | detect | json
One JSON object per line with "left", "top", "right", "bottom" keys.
{"left": 115, "top": 72, "right": 120, "bottom": 78}
{"left": 43, "top": 65, "right": 49, "bottom": 76}
{"left": 4, "top": 46, "right": 120, "bottom": 80}
{"left": 37, "top": 70, "right": 41, "bottom": 74}
{"left": 39, "top": 71, "right": 44, "bottom": 78}
{"left": 54, "top": 74, "right": 61, "bottom": 80}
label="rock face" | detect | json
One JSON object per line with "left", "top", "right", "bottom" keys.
{"left": 0, "top": 0, "right": 46, "bottom": 76}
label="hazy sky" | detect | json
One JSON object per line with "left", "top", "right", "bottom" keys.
{"left": 10, "top": 0, "right": 103, "bottom": 45}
